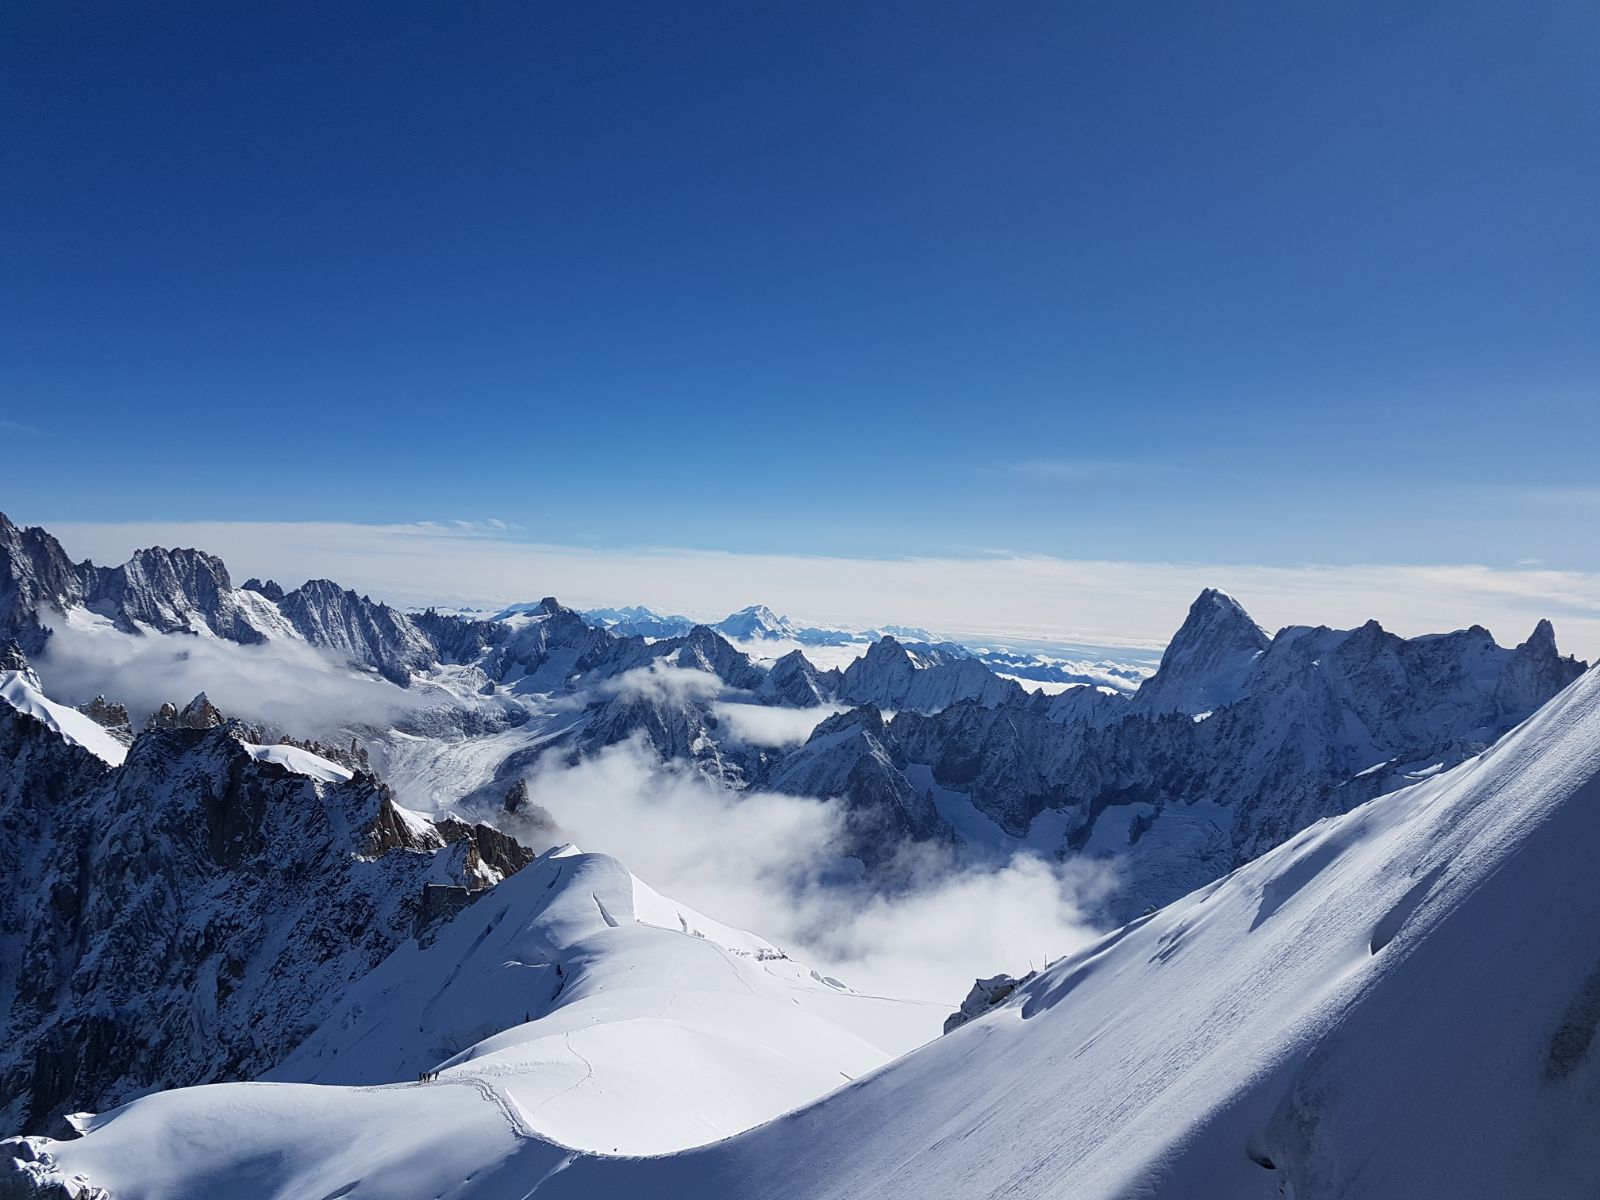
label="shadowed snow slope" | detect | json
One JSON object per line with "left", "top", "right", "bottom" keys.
{"left": 20, "top": 665, "right": 1600, "bottom": 1198}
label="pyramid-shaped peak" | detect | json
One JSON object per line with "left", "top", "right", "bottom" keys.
{"left": 1176, "top": 588, "right": 1267, "bottom": 645}
{"left": 1523, "top": 618, "right": 1558, "bottom": 652}
{"left": 1130, "top": 589, "right": 1270, "bottom": 716}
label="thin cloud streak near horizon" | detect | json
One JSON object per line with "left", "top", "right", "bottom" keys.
{"left": 32, "top": 517, "right": 1600, "bottom": 660}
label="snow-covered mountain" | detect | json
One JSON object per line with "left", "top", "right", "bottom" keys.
{"left": 12, "top": 658, "right": 1600, "bottom": 1198}
{"left": 761, "top": 705, "right": 950, "bottom": 861}
{"left": 580, "top": 604, "right": 698, "bottom": 639}
{"left": 1, "top": 512, "right": 436, "bottom": 684}
{"left": 712, "top": 604, "right": 798, "bottom": 641}
{"left": 0, "top": 664, "right": 534, "bottom": 1135}
{"left": 836, "top": 635, "right": 1028, "bottom": 711}
{"left": 1127, "top": 586, "right": 1269, "bottom": 715}
{"left": 5, "top": 508, "right": 1584, "bottom": 926}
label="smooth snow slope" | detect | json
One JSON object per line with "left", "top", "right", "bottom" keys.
{"left": 21, "top": 666, "right": 1600, "bottom": 1198}
{"left": 269, "top": 845, "right": 933, "bottom": 1154}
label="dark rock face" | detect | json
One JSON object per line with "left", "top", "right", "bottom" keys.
{"left": 436, "top": 816, "right": 538, "bottom": 882}
{"left": 763, "top": 650, "right": 831, "bottom": 707}
{"left": 666, "top": 626, "right": 766, "bottom": 692}
{"left": 277, "top": 579, "right": 437, "bottom": 685}
{"left": 0, "top": 514, "right": 88, "bottom": 653}
{"left": 503, "top": 778, "right": 530, "bottom": 814}
{"left": 0, "top": 640, "right": 31, "bottom": 674}
{"left": 416, "top": 883, "right": 473, "bottom": 935}
{"left": 241, "top": 578, "right": 286, "bottom": 604}
{"left": 412, "top": 607, "right": 511, "bottom": 662}
{"left": 761, "top": 706, "right": 951, "bottom": 864}
{"left": 0, "top": 707, "right": 535, "bottom": 1136}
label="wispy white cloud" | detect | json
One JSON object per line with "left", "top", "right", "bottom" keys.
{"left": 36, "top": 518, "right": 1600, "bottom": 660}
{"left": 33, "top": 616, "right": 429, "bottom": 737}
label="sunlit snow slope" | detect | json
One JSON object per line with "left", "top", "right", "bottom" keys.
{"left": 267, "top": 845, "right": 933, "bottom": 1155}
{"left": 7, "top": 846, "right": 940, "bottom": 1199}
{"left": 0, "top": 670, "right": 126, "bottom": 766}
{"left": 544, "top": 661, "right": 1600, "bottom": 1200}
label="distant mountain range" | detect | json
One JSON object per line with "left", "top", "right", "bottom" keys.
{"left": 1, "top": 505, "right": 1595, "bottom": 1193}
{"left": 9, "top": 569, "right": 1600, "bottom": 1198}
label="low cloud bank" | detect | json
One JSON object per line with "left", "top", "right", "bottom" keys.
{"left": 521, "top": 738, "right": 1111, "bottom": 1007}
{"left": 712, "top": 700, "right": 845, "bottom": 748}
{"left": 34, "top": 619, "right": 427, "bottom": 739}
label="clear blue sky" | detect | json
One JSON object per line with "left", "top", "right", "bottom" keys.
{"left": 4, "top": 1, "right": 1597, "bottom": 568}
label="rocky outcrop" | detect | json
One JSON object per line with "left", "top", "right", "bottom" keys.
{"left": 241, "top": 577, "right": 286, "bottom": 603}
{"left": 943, "top": 972, "right": 1034, "bottom": 1034}
{"left": 73, "top": 697, "right": 132, "bottom": 745}
{"left": 143, "top": 691, "right": 226, "bottom": 731}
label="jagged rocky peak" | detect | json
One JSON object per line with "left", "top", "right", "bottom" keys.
{"left": 807, "top": 702, "right": 890, "bottom": 743}
{"left": 76, "top": 695, "right": 133, "bottom": 744}
{"left": 763, "top": 701, "right": 950, "bottom": 863}
{"left": 242, "top": 577, "right": 286, "bottom": 603}
{"left": 1495, "top": 616, "right": 1584, "bottom": 719}
{"left": 145, "top": 691, "right": 226, "bottom": 731}
{"left": 668, "top": 624, "right": 765, "bottom": 690}
{"left": 838, "top": 635, "right": 1024, "bottom": 713}
{"left": 763, "top": 649, "right": 831, "bottom": 707}
{"left": 0, "top": 511, "right": 90, "bottom": 651}
{"left": 277, "top": 577, "right": 437, "bottom": 685}
{"left": 1130, "top": 587, "right": 1270, "bottom": 715}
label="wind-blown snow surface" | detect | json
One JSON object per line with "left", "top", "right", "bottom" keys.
{"left": 27, "top": 666, "right": 1600, "bottom": 1199}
